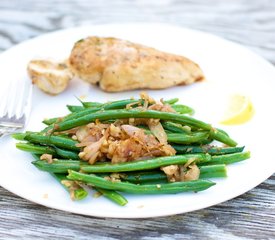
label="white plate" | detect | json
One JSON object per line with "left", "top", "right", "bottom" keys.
{"left": 0, "top": 23, "right": 275, "bottom": 218}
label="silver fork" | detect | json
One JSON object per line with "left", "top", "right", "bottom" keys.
{"left": 0, "top": 78, "right": 32, "bottom": 137}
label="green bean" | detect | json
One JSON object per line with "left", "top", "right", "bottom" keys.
{"left": 102, "top": 99, "right": 142, "bottom": 109}
{"left": 120, "top": 164, "right": 227, "bottom": 184}
{"left": 83, "top": 98, "right": 172, "bottom": 109}
{"left": 69, "top": 99, "right": 141, "bottom": 122}
{"left": 120, "top": 171, "right": 168, "bottom": 184}
{"left": 43, "top": 117, "right": 60, "bottom": 125}
{"left": 199, "top": 164, "right": 227, "bottom": 179}
{"left": 68, "top": 170, "right": 215, "bottom": 194}
{"left": 145, "top": 126, "right": 209, "bottom": 144}
{"left": 42, "top": 107, "right": 100, "bottom": 126}
{"left": 80, "top": 98, "right": 179, "bottom": 107}
{"left": 215, "top": 128, "right": 229, "bottom": 137}
{"left": 50, "top": 109, "right": 236, "bottom": 146}
{"left": 162, "top": 121, "right": 191, "bottom": 134}
{"left": 163, "top": 123, "right": 214, "bottom": 145}
{"left": 32, "top": 154, "right": 87, "bottom": 200}
{"left": 81, "top": 154, "right": 211, "bottom": 173}
{"left": 16, "top": 142, "right": 80, "bottom": 159}
{"left": 31, "top": 153, "right": 41, "bottom": 161}
{"left": 24, "top": 133, "right": 80, "bottom": 151}
{"left": 83, "top": 99, "right": 140, "bottom": 112}
{"left": 209, "top": 128, "right": 237, "bottom": 147}
{"left": 13, "top": 94, "right": 248, "bottom": 205}
{"left": 202, "top": 151, "right": 250, "bottom": 165}
{"left": 163, "top": 98, "right": 179, "bottom": 105}
{"left": 139, "top": 125, "right": 172, "bottom": 135}
{"left": 12, "top": 133, "right": 28, "bottom": 141}
{"left": 52, "top": 173, "right": 88, "bottom": 201}
{"left": 172, "top": 145, "right": 245, "bottom": 155}
{"left": 43, "top": 105, "right": 105, "bottom": 126}
{"left": 94, "top": 187, "right": 128, "bottom": 206}
{"left": 81, "top": 101, "right": 103, "bottom": 108}
{"left": 32, "top": 159, "right": 87, "bottom": 173}
{"left": 53, "top": 146, "right": 80, "bottom": 160}
{"left": 171, "top": 104, "right": 194, "bottom": 115}
{"left": 53, "top": 109, "right": 211, "bottom": 132}
{"left": 42, "top": 99, "right": 142, "bottom": 130}
{"left": 167, "top": 132, "right": 209, "bottom": 144}
{"left": 67, "top": 105, "right": 85, "bottom": 112}
{"left": 84, "top": 98, "right": 181, "bottom": 108}
{"left": 16, "top": 142, "right": 56, "bottom": 155}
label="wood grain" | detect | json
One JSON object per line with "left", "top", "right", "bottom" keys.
{"left": 0, "top": 0, "right": 275, "bottom": 64}
{"left": 0, "top": 176, "right": 274, "bottom": 239}
{"left": 0, "top": 0, "right": 274, "bottom": 239}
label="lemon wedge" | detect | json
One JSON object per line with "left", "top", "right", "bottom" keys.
{"left": 220, "top": 94, "right": 254, "bottom": 125}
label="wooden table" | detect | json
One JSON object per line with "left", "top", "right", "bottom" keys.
{"left": 0, "top": 1, "right": 274, "bottom": 239}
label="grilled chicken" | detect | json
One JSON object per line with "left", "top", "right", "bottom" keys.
{"left": 69, "top": 37, "right": 204, "bottom": 92}
{"left": 28, "top": 36, "right": 204, "bottom": 94}
{"left": 27, "top": 60, "right": 73, "bottom": 95}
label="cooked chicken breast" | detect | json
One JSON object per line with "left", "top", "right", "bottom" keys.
{"left": 27, "top": 60, "right": 73, "bottom": 95}
{"left": 69, "top": 37, "right": 204, "bottom": 92}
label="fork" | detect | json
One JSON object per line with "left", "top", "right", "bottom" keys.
{"left": 0, "top": 78, "right": 32, "bottom": 137}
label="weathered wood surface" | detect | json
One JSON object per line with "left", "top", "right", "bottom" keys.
{"left": 0, "top": 0, "right": 274, "bottom": 239}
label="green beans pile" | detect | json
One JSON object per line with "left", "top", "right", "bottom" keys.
{"left": 13, "top": 96, "right": 250, "bottom": 206}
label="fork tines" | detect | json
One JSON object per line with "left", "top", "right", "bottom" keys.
{"left": 0, "top": 78, "right": 32, "bottom": 137}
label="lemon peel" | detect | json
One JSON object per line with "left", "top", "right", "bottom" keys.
{"left": 220, "top": 94, "right": 254, "bottom": 125}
